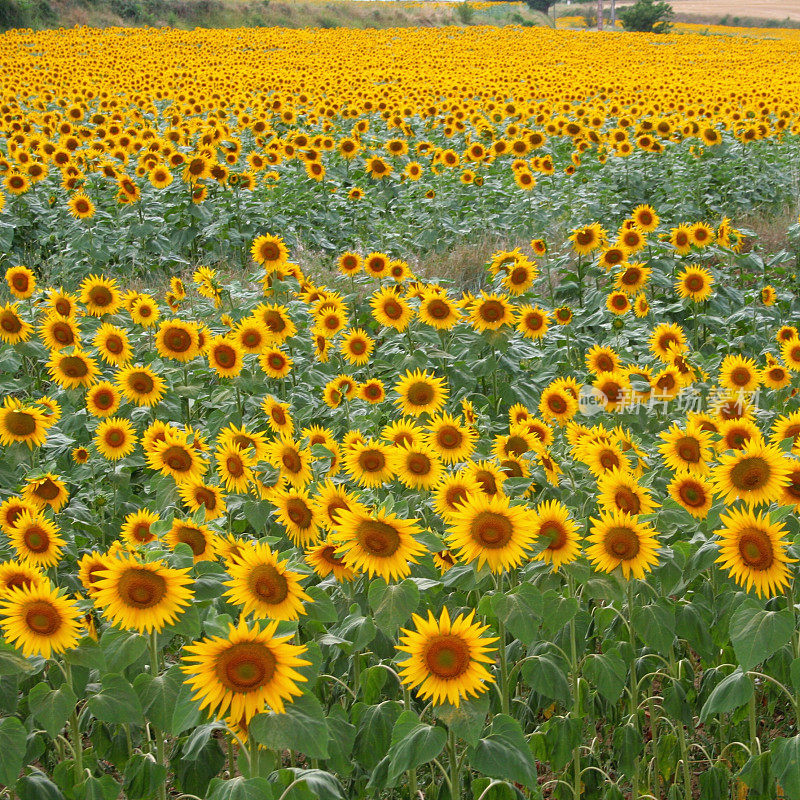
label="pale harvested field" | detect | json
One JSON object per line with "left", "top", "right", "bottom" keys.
{"left": 654, "top": 0, "right": 800, "bottom": 20}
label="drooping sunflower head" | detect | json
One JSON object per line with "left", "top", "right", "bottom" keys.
{"left": 22, "top": 473, "right": 69, "bottom": 512}
{"left": 0, "top": 397, "right": 51, "bottom": 450}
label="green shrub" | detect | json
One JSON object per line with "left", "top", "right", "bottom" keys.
{"left": 618, "top": 0, "right": 672, "bottom": 33}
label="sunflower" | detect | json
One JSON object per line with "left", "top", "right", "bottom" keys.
{"left": 155, "top": 320, "right": 200, "bottom": 362}
{"left": 614, "top": 263, "right": 651, "bottom": 295}
{"left": 0, "top": 302, "right": 32, "bottom": 345}
{"left": 419, "top": 290, "right": 462, "bottom": 330}
{"left": 770, "top": 411, "right": 800, "bottom": 449}
{"left": 761, "top": 286, "right": 777, "bottom": 306}
{"left": 8, "top": 510, "right": 65, "bottom": 568}
{"left": 675, "top": 265, "right": 713, "bottom": 303}
{"left": 93, "top": 556, "right": 194, "bottom": 633}
{"left": 715, "top": 508, "right": 796, "bottom": 598}
{"left": 0, "top": 559, "right": 46, "bottom": 596}
{"left": 596, "top": 468, "right": 658, "bottom": 516}
{"left": 93, "top": 323, "right": 132, "bottom": 366}
{"left": 659, "top": 423, "right": 713, "bottom": 474}
{"left": 182, "top": 617, "right": 309, "bottom": 725}
{"left": 371, "top": 287, "right": 414, "bottom": 331}
{"left": 265, "top": 436, "right": 311, "bottom": 488}
{"left": 397, "top": 607, "right": 497, "bottom": 708}
{"left": 250, "top": 234, "right": 290, "bottom": 273}
{"left": 305, "top": 539, "right": 356, "bottom": 582}
{"left": 719, "top": 355, "right": 760, "bottom": 393}
{"left": 432, "top": 472, "right": 481, "bottom": 519}
{"left": 391, "top": 443, "right": 444, "bottom": 490}
{"left": 425, "top": 413, "right": 476, "bottom": 464}
{"left": 344, "top": 439, "right": 394, "bottom": 488}
{"left": 261, "top": 396, "right": 294, "bottom": 436}
{"left": 586, "top": 510, "right": 660, "bottom": 579}
{"left": 78, "top": 551, "right": 116, "bottom": 597}
{"left": 469, "top": 292, "right": 517, "bottom": 332}
{"left": 339, "top": 328, "right": 374, "bottom": 365}
{"left": 539, "top": 384, "right": 579, "bottom": 423}
{"left": 80, "top": 274, "right": 121, "bottom": 316}
{"left": 689, "top": 222, "right": 715, "bottom": 248}
{"left": 234, "top": 318, "right": 268, "bottom": 354}
{"left": 39, "top": 312, "right": 80, "bottom": 350}
{"left": 365, "top": 156, "right": 392, "bottom": 179}
{"left": 146, "top": 428, "right": 207, "bottom": 484}
{"left": 668, "top": 472, "right": 713, "bottom": 519}
{"left": 5, "top": 265, "right": 36, "bottom": 299}
{"left": 669, "top": 225, "right": 693, "bottom": 256}
{"left": 762, "top": 362, "right": 791, "bottom": 390}
{"left": 446, "top": 492, "right": 533, "bottom": 573}
{"left": 215, "top": 442, "right": 256, "bottom": 493}
{"left": 166, "top": 519, "right": 217, "bottom": 563}
{"left": 394, "top": 369, "right": 449, "bottom": 418}
{"left": 115, "top": 365, "right": 166, "bottom": 407}
{"left": 569, "top": 223, "right": 605, "bottom": 255}
{"left": 207, "top": 336, "right": 244, "bottom": 378}
{"left": 0, "top": 497, "right": 34, "bottom": 535}
{"left": 0, "top": 397, "right": 51, "bottom": 449}
{"left": 649, "top": 323, "right": 687, "bottom": 361}
{"left": 22, "top": 474, "right": 69, "bottom": 512}
{"left": 85, "top": 381, "right": 121, "bottom": 418}
{"left": 224, "top": 542, "right": 310, "bottom": 621}
{"left": 121, "top": 509, "right": 161, "bottom": 546}
{"left": 712, "top": 441, "right": 791, "bottom": 507}
{"left": 531, "top": 500, "right": 581, "bottom": 570}
{"left": 516, "top": 305, "right": 549, "bottom": 339}
{"left": 273, "top": 489, "right": 320, "bottom": 547}
{"left": 95, "top": 417, "right": 137, "bottom": 460}
{"left": 781, "top": 338, "right": 800, "bottom": 372}
{"left": 0, "top": 584, "right": 83, "bottom": 658}
{"left": 130, "top": 295, "right": 160, "bottom": 327}
{"left": 585, "top": 345, "right": 620, "bottom": 375}
{"left": 47, "top": 349, "right": 99, "bottom": 390}
{"left": 332, "top": 507, "right": 425, "bottom": 582}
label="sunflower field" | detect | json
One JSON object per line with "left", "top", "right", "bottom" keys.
{"left": 3, "top": 16, "right": 800, "bottom": 800}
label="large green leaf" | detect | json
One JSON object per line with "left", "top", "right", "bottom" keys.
{"left": 730, "top": 605, "right": 794, "bottom": 672}
{"left": 87, "top": 673, "right": 145, "bottom": 726}
{"left": 385, "top": 710, "right": 447, "bottom": 787}
{"left": 368, "top": 578, "right": 419, "bottom": 633}
{"left": 249, "top": 692, "right": 329, "bottom": 759}
{"left": 0, "top": 716, "right": 27, "bottom": 787}
{"left": 469, "top": 714, "right": 538, "bottom": 789}
{"left": 771, "top": 735, "right": 800, "bottom": 800}
{"left": 207, "top": 777, "right": 274, "bottom": 800}
{"left": 583, "top": 650, "right": 627, "bottom": 703}
{"left": 28, "top": 681, "right": 77, "bottom": 740}
{"left": 521, "top": 654, "right": 570, "bottom": 704}
{"left": 133, "top": 665, "right": 182, "bottom": 732}
{"left": 353, "top": 701, "right": 402, "bottom": 769}
{"left": 699, "top": 670, "right": 753, "bottom": 721}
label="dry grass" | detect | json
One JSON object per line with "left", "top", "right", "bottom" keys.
{"left": 738, "top": 205, "right": 800, "bottom": 253}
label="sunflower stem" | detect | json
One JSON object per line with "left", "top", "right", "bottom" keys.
{"left": 403, "top": 688, "right": 418, "bottom": 800}
{"left": 65, "top": 661, "right": 83, "bottom": 782}
{"left": 669, "top": 648, "right": 693, "bottom": 799}
{"left": 627, "top": 580, "right": 639, "bottom": 796}
{"left": 498, "top": 615, "right": 509, "bottom": 716}
{"left": 787, "top": 579, "right": 800, "bottom": 725}
{"left": 567, "top": 574, "right": 581, "bottom": 800}
{"left": 448, "top": 727, "right": 460, "bottom": 800}
{"left": 149, "top": 631, "right": 167, "bottom": 800}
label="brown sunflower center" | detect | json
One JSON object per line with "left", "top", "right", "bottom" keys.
{"left": 355, "top": 520, "right": 401, "bottom": 557}
{"left": 614, "top": 488, "right": 641, "bottom": 514}
{"left": 281, "top": 449, "right": 302, "bottom": 474}
{"left": 286, "top": 498, "right": 312, "bottom": 528}
{"left": 478, "top": 300, "right": 504, "bottom": 322}
{"left": 548, "top": 395, "right": 567, "bottom": 414}
{"left": 474, "top": 470, "right": 498, "bottom": 496}
{"left": 383, "top": 300, "right": 402, "bottom": 320}
{"left": 445, "top": 486, "right": 469, "bottom": 509}
{"left": 60, "top": 356, "right": 89, "bottom": 378}
{"left": 678, "top": 482, "right": 705, "bottom": 506}
{"left": 738, "top": 528, "right": 774, "bottom": 570}
{"left": 130, "top": 372, "right": 154, "bottom": 394}
{"left": 470, "top": 511, "right": 513, "bottom": 549}
{"left": 604, "top": 526, "right": 640, "bottom": 560}
{"left": 541, "top": 522, "right": 567, "bottom": 550}
{"left": 599, "top": 450, "right": 621, "bottom": 471}
{"left": 319, "top": 545, "right": 345, "bottom": 566}
{"left": 131, "top": 522, "right": 154, "bottom": 542}
{"left": 34, "top": 479, "right": 60, "bottom": 501}
{"left": 105, "top": 335, "right": 124, "bottom": 354}
{"left": 676, "top": 437, "right": 701, "bottom": 463}
{"left": 94, "top": 389, "right": 115, "bottom": 409}
{"left": 217, "top": 642, "right": 277, "bottom": 691}
{"left": 5, "top": 410, "right": 36, "bottom": 436}
{"left": 23, "top": 526, "right": 49, "bottom": 552}
{"left": 118, "top": 568, "right": 167, "bottom": 608}
{"left": 359, "top": 449, "right": 385, "bottom": 473}
{"left": 685, "top": 275, "right": 704, "bottom": 292}
{"left": 225, "top": 455, "right": 245, "bottom": 477}
{"left": 437, "top": 426, "right": 462, "bottom": 449}
{"left": 25, "top": 601, "right": 61, "bottom": 635}
{"left": 163, "top": 445, "right": 192, "bottom": 472}
{"left": 249, "top": 564, "right": 289, "bottom": 604}
{"left": 174, "top": 525, "right": 207, "bottom": 556}
{"left": 105, "top": 429, "right": 125, "bottom": 447}
{"left": 89, "top": 287, "right": 112, "bottom": 307}
{"left": 729, "top": 457, "right": 770, "bottom": 491}
{"left": 164, "top": 329, "right": 192, "bottom": 353}
{"left": 407, "top": 452, "right": 432, "bottom": 475}
{"left": 427, "top": 299, "right": 450, "bottom": 319}
{"left": 349, "top": 338, "right": 367, "bottom": 355}
{"left": 424, "top": 634, "right": 471, "bottom": 679}
{"left": 505, "top": 435, "right": 529, "bottom": 456}
{"left": 730, "top": 367, "right": 752, "bottom": 387}
{"left": 1, "top": 312, "right": 21, "bottom": 333}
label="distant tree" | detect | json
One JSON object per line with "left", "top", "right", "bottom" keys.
{"left": 618, "top": 0, "right": 673, "bottom": 32}
{"left": 524, "top": 0, "right": 558, "bottom": 13}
